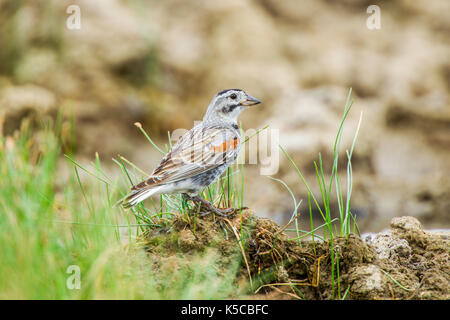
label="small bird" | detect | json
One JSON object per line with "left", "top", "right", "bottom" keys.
{"left": 119, "top": 89, "right": 261, "bottom": 215}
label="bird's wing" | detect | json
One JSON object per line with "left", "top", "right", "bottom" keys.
{"left": 131, "top": 125, "right": 240, "bottom": 191}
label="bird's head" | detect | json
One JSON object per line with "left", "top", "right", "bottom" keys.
{"left": 203, "top": 89, "right": 261, "bottom": 124}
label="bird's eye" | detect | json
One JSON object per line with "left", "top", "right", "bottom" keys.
{"left": 230, "top": 93, "right": 237, "bottom": 100}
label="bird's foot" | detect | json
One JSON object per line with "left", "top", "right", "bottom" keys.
{"left": 182, "top": 194, "right": 247, "bottom": 217}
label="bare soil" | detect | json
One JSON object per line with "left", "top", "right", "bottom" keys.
{"left": 141, "top": 212, "right": 449, "bottom": 300}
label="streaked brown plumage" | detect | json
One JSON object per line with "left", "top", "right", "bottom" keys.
{"left": 119, "top": 89, "right": 261, "bottom": 214}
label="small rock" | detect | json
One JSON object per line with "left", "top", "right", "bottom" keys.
{"left": 368, "top": 232, "right": 412, "bottom": 260}
{"left": 177, "top": 229, "right": 197, "bottom": 251}
{"left": 276, "top": 265, "right": 290, "bottom": 283}
{"left": 348, "top": 265, "right": 386, "bottom": 299}
{"left": 390, "top": 216, "right": 423, "bottom": 232}
{"left": 0, "top": 84, "right": 56, "bottom": 114}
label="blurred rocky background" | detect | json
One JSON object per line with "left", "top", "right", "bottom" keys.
{"left": 0, "top": 0, "right": 448, "bottom": 231}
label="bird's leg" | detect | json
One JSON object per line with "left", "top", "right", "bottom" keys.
{"left": 182, "top": 193, "right": 194, "bottom": 202}
{"left": 182, "top": 193, "right": 239, "bottom": 217}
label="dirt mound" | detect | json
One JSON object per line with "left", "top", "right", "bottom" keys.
{"left": 141, "top": 212, "right": 449, "bottom": 300}
{"left": 363, "top": 216, "right": 450, "bottom": 299}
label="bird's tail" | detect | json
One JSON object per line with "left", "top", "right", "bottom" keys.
{"left": 116, "top": 185, "right": 164, "bottom": 209}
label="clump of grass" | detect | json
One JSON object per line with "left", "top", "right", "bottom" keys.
{"left": 275, "top": 88, "right": 363, "bottom": 299}
{"left": 0, "top": 119, "right": 130, "bottom": 298}
{"left": 0, "top": 117, "right": 245, "bottom": 299}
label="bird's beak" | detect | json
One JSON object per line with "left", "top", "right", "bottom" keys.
{"left": 240, "top": 94, "right": 262, "bottom": 106}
